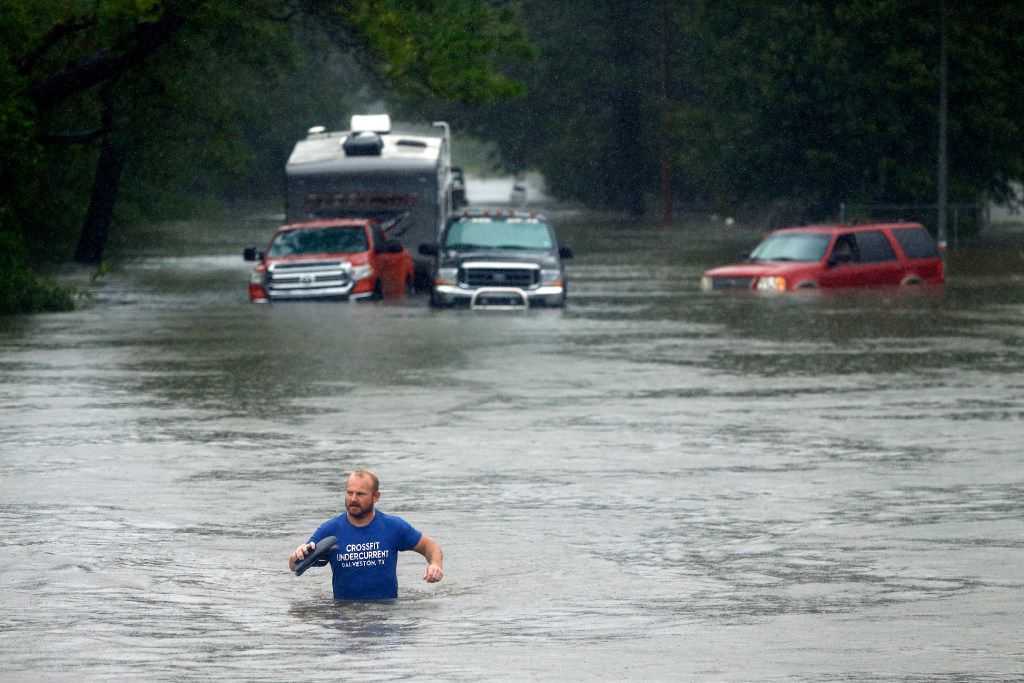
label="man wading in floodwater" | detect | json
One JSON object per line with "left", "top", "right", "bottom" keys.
{"left": 288, "top": 469, "right": 444, "bottom": 600}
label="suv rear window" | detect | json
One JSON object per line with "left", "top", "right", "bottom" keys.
{"left": 853, "top": 230, "right": 896, "bottom": 262}
{"left": 891, "top": 227, "right": 940, "bottom": 259}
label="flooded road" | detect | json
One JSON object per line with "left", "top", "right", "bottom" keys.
{"left": 2, "top": 207, "right": 1023, "bottom": 679}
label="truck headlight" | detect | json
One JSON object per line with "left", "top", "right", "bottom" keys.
{"left": 540, "top": 269, "right": 563, "bottom": 286}
{"left": 436, "top": 267, "right": 458, "bottom": 286}
{"left": 249, "top": 270, "right": 265, "bottom": 285}
{"left": 755, "top": 276, "right": 786, "bottom": 291}
{"left": 351, "top": 264, "right": 373, "bottom": 281}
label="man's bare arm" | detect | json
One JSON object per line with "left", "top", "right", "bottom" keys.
{"left": 413, "top": 535, "right": 444, "bottom": 583}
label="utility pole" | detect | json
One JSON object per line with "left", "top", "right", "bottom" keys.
{"left": 658, "top": 0, "right": 672, "bottom": 230}
{"left": 936, "top": 0, "right": 949, "bottom": 252}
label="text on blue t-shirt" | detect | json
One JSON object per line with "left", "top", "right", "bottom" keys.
{"left": 309, "top": 510, "right": 422, "bottom": 600}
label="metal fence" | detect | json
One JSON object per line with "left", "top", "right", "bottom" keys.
{"left": 838, "top": 202, "right": 989, "bottom": 248}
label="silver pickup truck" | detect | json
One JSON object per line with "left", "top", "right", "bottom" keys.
{"left": 418, "top": 211, "right": 573, "bottom": 309}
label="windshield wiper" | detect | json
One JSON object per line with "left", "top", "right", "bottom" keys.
{"left": 445, "top": 243, "right": 487, "bottom": 250}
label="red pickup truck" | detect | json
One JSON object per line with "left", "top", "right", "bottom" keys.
{"left": 243, "top": 219, "right": 414, "bottom": 302}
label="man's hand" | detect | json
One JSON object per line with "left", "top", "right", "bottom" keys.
{"left": 423, "top": 563, "right": 444, "bottom": 583}
{"left": 288, "top": 542, "right": 315, "bottom": 571}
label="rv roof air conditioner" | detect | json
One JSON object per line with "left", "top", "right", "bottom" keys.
{"left": 342, "top": 131, "right": 384, "bottom": 156}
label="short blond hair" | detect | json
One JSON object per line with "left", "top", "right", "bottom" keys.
{"left": 349, "top": 469, "right": 379, "bottom": 493}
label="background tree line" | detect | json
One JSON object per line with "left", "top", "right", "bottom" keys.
{"left": 3, "top": 0, "right": 1023, "bottom": 313}
{"left": 427, "top": 0, "right": 1023, "bottom": 221}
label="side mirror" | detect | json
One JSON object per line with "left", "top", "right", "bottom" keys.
{"left": 418, "top": 243, "right": 439, "bottom": 256}
{"left": 559, "top": 246, "right": 574, "bottom": 259}
{"left": 243, "top": 247, "right": 262, "bottom": 262}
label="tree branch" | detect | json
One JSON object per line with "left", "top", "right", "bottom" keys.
{"left": 237, "top": 0, "right": 299, "bottom": 22}
{"left": 37, "top": 127, "right": 110, "bottom": 145}
{"left": 18, "top": 17, "right": 97, "bottom": 76}
{"left": 37, "top": 77, "right": 121, "bottom": 147}
{"left": 26, "top": 8, "right": 188, "bottom": 112}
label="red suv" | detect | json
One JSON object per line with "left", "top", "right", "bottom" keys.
{"left": 700, "top": 222, "right": 944, "bottom": 292}
{"left": 243, "top": 219, "right": 414, "bottom": 302}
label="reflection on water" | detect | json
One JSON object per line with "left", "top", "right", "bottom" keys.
{"left": 1, "top": 211, "right": 1023, "bottom": 679}
{"left": 288, "top": 599, "right": 420, "bottom": 652}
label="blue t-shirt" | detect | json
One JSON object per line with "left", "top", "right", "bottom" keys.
{"left": 308, "top": 510, "right": 422, "bottom": 600}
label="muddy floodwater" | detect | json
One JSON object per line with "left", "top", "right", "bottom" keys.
{"left": 2, "top": 204, "right": 1023, "bottom": 680}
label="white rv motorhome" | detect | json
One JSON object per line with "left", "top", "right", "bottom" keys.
{"left": 285, "top": 114, "right": 453, "bottom": 287}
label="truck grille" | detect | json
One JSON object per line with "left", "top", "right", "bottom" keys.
{"left": 707, "top": 276, "right": 754, "bottom": 290}
{"left": 461, "top": 265, "right": 539, "bottom": 288}
{"left": 266, "top": 260, "right": 352, "bottom": 294}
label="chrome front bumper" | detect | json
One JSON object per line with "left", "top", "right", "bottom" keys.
{"left": 432, "top": 284, "right": 565, "bottom": 308}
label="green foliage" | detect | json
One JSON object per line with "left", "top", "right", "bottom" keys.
{"left": 450, "top": 135, "right": 504, "bottom": 176}
{"left": 673, "top": 0, "right": 1024, "bottom": 213}
{"left": 769, "top": 2, "right": 1010, "bottom": 210}
{"left": 424, "top": 1, "right": 657, "bottom": 212}
{"left": 89, "top": 259, "right": 110, "bottom": 282}
{"left": 0, "top": 230, "right": 76, "bottom": 314}
{"left": 430, "top": 0, "right": 1024, "bottom": 218}
{"left": 326, "top": 0, "right": 528, "bottom": 103}
{"left": 0, "top": 5, "right": 42, "bottom": 241}
{"left": 111, "top": 3, "right": 301, "bottom": 217}
{"left": 0, "top": 0, "right": 528, "bottom": 278}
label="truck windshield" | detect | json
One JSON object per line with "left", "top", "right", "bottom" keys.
{"left": 268, "top": 227, "right": 368, "bottom": 256}
{"left": 444, "top": 220, "right": 554, "bottom": 251}
{"left": 748, "top": 232, "right": 831, "bottom": 262}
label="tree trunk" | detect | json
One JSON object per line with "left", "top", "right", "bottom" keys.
{"left": 614, "top": 92, "right": 647, "bottom": 216}
{"left": 74, "top": 136, "right": 125, "bottom": 264}
{"left": 657, "top": 0, "right": 672, "bottom": 229}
